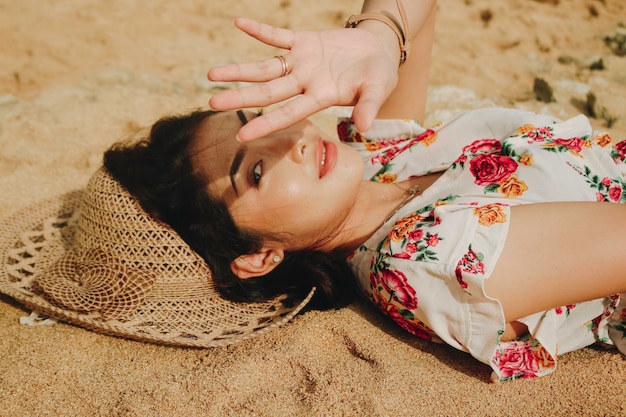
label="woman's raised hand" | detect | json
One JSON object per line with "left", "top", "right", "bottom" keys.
{"left": 207, "top": 17, "right": 400, "bottom": 141}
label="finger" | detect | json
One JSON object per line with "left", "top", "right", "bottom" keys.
{"left": 209, "top": 77, "right": 300, "bottom": 110}
{"left": 236, "top": 96, "right": 324, "bottom": 141}
{"left": 234, "top": 17, "right": 294, "bottom": 50}
{"left": 351, "top": 86, "right": 389, "bottom": 132}
{"left": 351, "top": 100, "right": 378, "bottom": 133}
{"left": 208, "top": 56, "right": 289, "bottom": 83}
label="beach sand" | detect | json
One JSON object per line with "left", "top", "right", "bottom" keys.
{"left": 1, "top": 0, "right": 625, "bottom": 416}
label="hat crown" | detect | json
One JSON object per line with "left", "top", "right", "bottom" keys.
{"left": 32, "top": 167, "right": 213, "bottom": 321}
{"left": 74, "top": 167, "right": 210, "bottom": 277}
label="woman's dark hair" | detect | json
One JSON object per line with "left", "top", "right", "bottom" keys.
{"left": 103, "top": 109, "right": 354, "bottom": 309}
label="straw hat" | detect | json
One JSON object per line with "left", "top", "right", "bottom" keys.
{"left": 0, "top": 167, "right": 315, "bottom": 347}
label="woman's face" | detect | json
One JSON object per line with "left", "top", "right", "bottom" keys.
{"left": 190, "top": 111, "right": 364, "bottom": 251}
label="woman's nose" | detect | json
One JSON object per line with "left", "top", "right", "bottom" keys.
{"left": 288, "top": 137, "right": 307, "bottom": 164}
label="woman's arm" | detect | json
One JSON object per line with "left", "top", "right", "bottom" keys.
{"left": 361, "top": 0, "right": 437, "bottom": 123}
{"left": 208, "top": 1, "right": 437, "bottom": 140}
{"left": 486, "top": 202, "right": 626, "bottom": 323}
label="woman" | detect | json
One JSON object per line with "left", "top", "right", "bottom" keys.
{"left": 105, "top": 0, "right": 626, "bottom": 381}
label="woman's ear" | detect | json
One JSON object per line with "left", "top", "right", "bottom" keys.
{"left": 230, "top": 249, "right": 285, "bottom": 279}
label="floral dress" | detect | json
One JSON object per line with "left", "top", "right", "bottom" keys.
{"left": 340, "top": 107, "right": 626, "bottom": 381}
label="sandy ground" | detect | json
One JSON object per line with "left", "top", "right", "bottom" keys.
{"left": 1, "top": 0, "right": 625, "bottom": 416}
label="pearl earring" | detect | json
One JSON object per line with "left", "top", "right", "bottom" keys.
{"left": 272, "top": 255, "right": 281, "bottom": 263}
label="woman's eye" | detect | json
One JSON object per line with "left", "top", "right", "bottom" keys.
{"left": 251, "top": 161, "right": 263, "bottom": 186}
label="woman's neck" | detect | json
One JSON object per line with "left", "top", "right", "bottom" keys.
{"left": 328, "top": 173, "right": 442, "bottom": 256}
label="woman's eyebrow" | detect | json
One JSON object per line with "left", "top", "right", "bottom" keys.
{"left": 236, "top": 109, "right": 248, "bottom": 125}
{"left": 229, "top": 110, "right": 249, "bottom": 197}
{"left": 229, "top": 145, "right": 247, "bottom": 197}
{"left": 237, "top": 109, "right": 262, "bottom": 124}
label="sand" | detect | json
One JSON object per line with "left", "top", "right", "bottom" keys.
{"left": 1, "top": 0, "right": 625, "bottom": 416}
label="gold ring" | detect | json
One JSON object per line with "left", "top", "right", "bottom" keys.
{"left": 274, "top": 55, "right": 291, "bottom": 77}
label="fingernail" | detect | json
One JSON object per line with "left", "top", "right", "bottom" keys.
{"left": 235, "top": 134, "right": 243, "bottom": 142}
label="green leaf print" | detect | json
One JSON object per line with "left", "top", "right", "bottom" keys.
{"left": 484, "top": 184, "right": 500, "bottom": 194}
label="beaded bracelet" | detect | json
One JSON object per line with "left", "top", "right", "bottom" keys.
{"left": 344, "top": 0, "right": 410, "bottom": 65}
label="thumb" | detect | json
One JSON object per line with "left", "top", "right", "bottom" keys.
{"left": 351, "top": 87, "right": 387, "bottom": 132}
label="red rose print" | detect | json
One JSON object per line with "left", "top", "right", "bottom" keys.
{"left": 455, "top": 267, "right": 468, "bottom": 289}
{"left": 469, "top": 154, "right": 518, "bottom": 185}
{"left": 456, "top": 247, "right": 485, "bottom": 290}
{"left": 408, "top": 228, "right": 424, "bottom": 241}
{"left": 372, "top": 147, "right": 400, "bottom": 165}
{"left": 554, "top": 137, "right": 584, "bottom": 152}
{"left": 337, "top": 120, "right": 351, "bottom": 142}
{"left": 380, "top": 269, "right": 418, "bottom": 310}
{"left": 388, "top": 309, "right": 433, "bottom": 341}
{"left": 609, "top": 185, "right": 623, "bottom": 202}
{"left": 526, "top": 127, "right": 552, "bottom": 142}
{"left": 495, "top": 344, "right": 540, "bottom": 379}
{"left": 612, "top": 141, "right": 626, "bottom": 163}
{"left": 538, "top": 127, "right": 553, "bottom": 138}
{"left": 462, "top": 139, "right": 502, "bottom": 155}
{"left": 405, "top": 243, "right": 418, "bottom": 254}
{"left": 472, "top": 262, "right": 485, "bottom": 275}
{"left": 426, "top": 234, "right": 440, "bottom": 247}
{"left": 372, "top": 133, "right": 438, "bottom": 166}
{"left": 526, "top": 131, "right": 539, "bottom": 142}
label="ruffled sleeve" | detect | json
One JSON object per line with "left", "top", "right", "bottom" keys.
{"left": 337, "top": 107, "right": 562, "bottom": 183}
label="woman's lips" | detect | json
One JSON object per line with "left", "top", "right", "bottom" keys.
{"left": 319, "top": 139, "right": 337, "bottom": 179}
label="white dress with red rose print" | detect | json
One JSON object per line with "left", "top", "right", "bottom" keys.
{"left": 339, "top": 107, "right": 626, "bottom": 382}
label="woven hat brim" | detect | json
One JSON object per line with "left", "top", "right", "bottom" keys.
{"left": 0, "top": 189, "right": 315, "bottom": 347}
